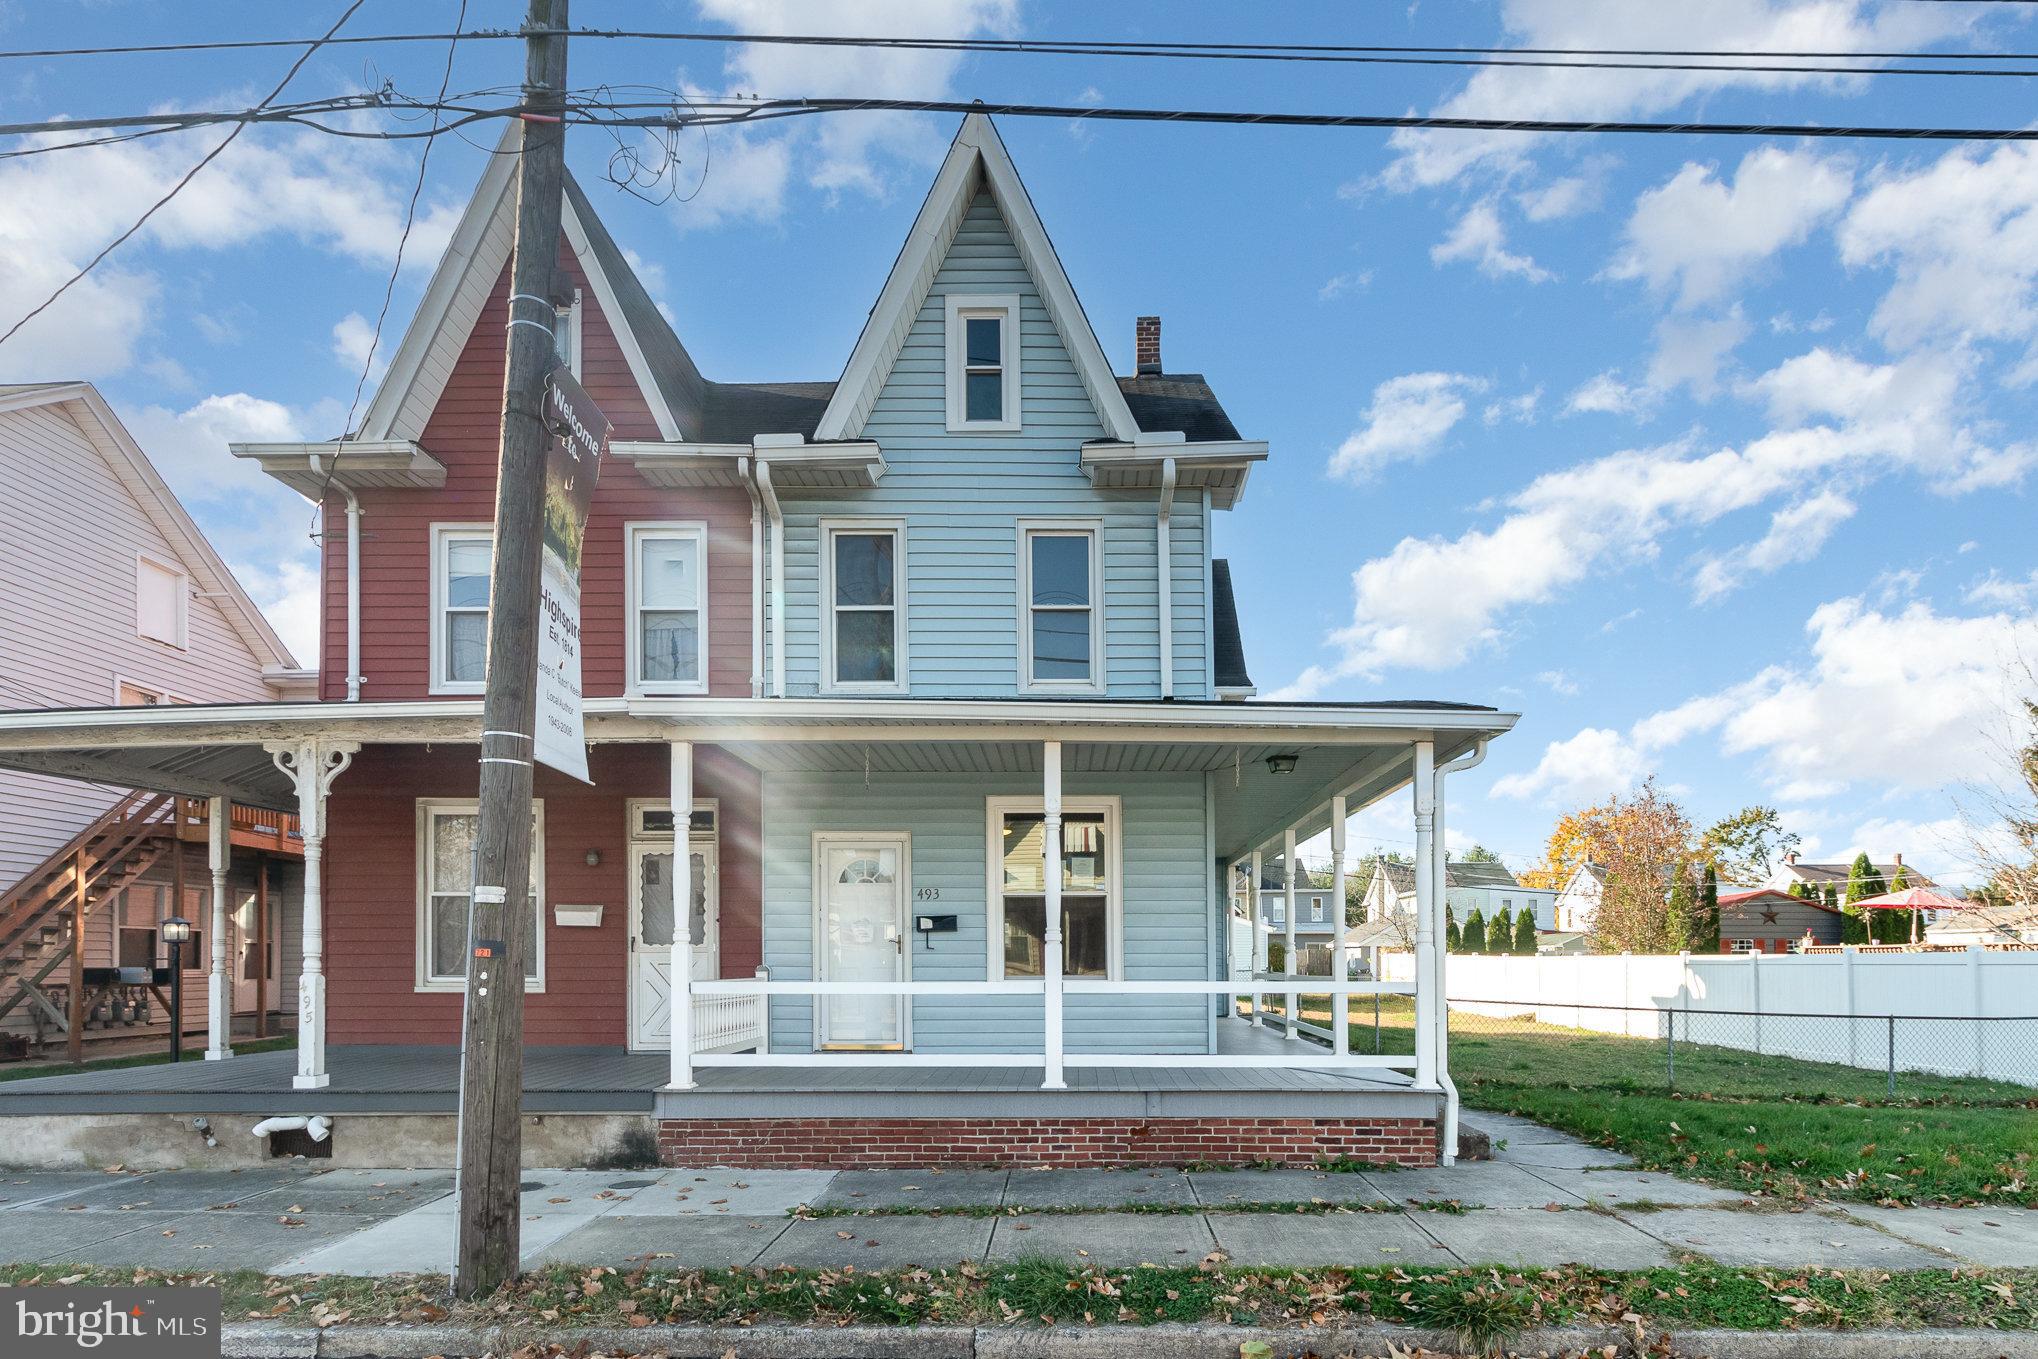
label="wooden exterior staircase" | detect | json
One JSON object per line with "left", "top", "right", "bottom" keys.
{"left": 0, "top": 794, "right": 300, "bottom": 1055}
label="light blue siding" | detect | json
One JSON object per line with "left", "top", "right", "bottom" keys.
{"left": 760, "top": 769, "right": 1212, "bottom": 1054}
{"left": 775, "top": 191, "right": 1210, "bottom": 699}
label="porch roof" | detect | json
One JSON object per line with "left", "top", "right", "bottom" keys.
{"left": 0, "top": 696, "right": 1514, "bottom": 858}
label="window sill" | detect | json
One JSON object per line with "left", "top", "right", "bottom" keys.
{"left": 629, "top": 683, "right": 711, "bottom": 698}
{"left": 944, "top": 419, "right": 1022, "bottom": 435}
{"left": 415, "top": 980, "right": 547, "bottom": 995}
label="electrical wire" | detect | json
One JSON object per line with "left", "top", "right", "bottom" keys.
{"left": 0, "top": 2, "right": 370, "bottom": 352}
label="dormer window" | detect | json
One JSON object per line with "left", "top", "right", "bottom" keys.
{"left": 945, "top": 294, "right": 1021, "bottom": 431}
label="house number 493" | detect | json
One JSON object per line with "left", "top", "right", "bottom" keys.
{"left": 915, "top": 887, "right": 941, "bottom": 901}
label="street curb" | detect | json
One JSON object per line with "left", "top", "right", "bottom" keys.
{"left": 223, "top": 1320, "right": 2038, "bottom": 1357}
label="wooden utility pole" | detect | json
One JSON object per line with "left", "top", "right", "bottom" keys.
{"left": 453, "top": 0, "right": 569, "bottom": 1299}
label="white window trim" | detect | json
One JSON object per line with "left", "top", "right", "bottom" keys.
{"left": 624, "top": 521, "right": 710, "bottom": 697}
{"left": 555, "top": 286, "right": 583, "bottom": 378}
{"left": 818, "top": 517, "right": 908, "bottom": 695}
{"left": 135, "top": 550, "right": 189, "bottom": 650}
{"left": 110, "top": 675, "right": 187, "bottom": 706}
{"left": 811, "top": 830, "right": 914, "bottom": 1051}
{"left": 428, "top": 523, "right": 494, "bottom": 696}
{"left": 984, "top": 794, "right": 1124, "bottom": 983}
{"left": 414, "top": 798, "right": 546, "bottom": 993}
{"left": 1016, "top": 519, "right": 1105, "bottom": 695}
{"left": 944, "top": 292, "right": 1022, "bottom": 432}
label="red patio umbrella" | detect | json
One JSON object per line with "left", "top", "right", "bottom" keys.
{"left": 1847, "top": 886, "right": 1971, "bottom": 943}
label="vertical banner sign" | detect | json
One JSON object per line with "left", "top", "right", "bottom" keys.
{"left": 536, "top": 366, "right": 609, "bottom": 783}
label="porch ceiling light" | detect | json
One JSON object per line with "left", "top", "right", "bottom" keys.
{"left": 1266, "top": 753, "right": 1299, "bottom": 776}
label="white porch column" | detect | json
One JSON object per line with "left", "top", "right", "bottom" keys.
{"left": 1331, "top": 794, "right": 1349, "bottom": 1058}
{"left": 1412, "top": 741, "right": 1438, "bottom": 1091}
{"left": 1227, "top": 860, "right": 1248, "bottom": 1022}
{"left": 1282, "top": 825, "right": 1298, "bottom": 1041}
{"left": 1248, "top": 848, "right": 1265, "bottom": 1027}
{"left": 204, "top": 795, "right": 233, "bottom": 1061}
{"left": 265, "top": 738, "right": 358, "bottom": 1090}
{"left": 1041, "top": 739, "right": 1066, "bottom": 1089}
{"left": 667, "top": 740, "right": 695, "bottom": 1091}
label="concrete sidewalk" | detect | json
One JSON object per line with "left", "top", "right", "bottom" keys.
{"left": 4, "top": 1156, "right": 2034, "bottom": 1276}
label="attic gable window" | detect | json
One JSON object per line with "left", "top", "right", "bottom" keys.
{"left": 944, "top": 293, "right": 1021, "bottom": 432}
{"left": 136, "top": 554, "right": 188, "bottom": 649}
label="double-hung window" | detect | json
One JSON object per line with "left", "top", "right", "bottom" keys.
{"left": 628, "top": 523, "right": 707, "bottom": 694}
{"left": 944, "top": 294, "right": 1021, "bottom": 431}
{"left": 416, "top": 799, "right": 544, "bottom": 991}
{"left": 1020, "top": 523, "right": 1101, "bottom": 692}
{"left": 990, "top": 796, "right": 1120, "bottom": 980}
{"left": 822, "top": 521, "right": 905, "bottom": 691}
{"left": 431, "top": 526, "right": 493, "bottom": 693}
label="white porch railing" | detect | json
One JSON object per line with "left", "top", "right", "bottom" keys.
{"left": 680, "top": 977, "right": 1420, "bottom": 1081}
{"left": 692, "top": 992, "right": 766, "bottom": 1055}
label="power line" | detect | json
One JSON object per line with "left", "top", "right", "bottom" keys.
{"left": 13, "top": 27, "right": 2038, "bottom": 66}
{"left": 0, "top": 2, "right": 370, "bottom": 352}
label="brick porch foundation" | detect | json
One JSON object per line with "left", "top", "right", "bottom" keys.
{"left": 657, "top": 1116, "right": 1439, "bottom": 1168}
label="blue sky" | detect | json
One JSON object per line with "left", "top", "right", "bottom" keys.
{"left": 3, "top": 1, "right": 2035, "bottom": 883}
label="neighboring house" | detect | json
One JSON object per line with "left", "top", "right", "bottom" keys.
{"left": 1762, "top": 852, "right": 1935, "bottom": 896}
{"left": 1257, "top": 880, "right": 1342, "bottom": 976}
{"left": 0, "top": 383, "right": 311, "bottom": 1048}
{"left": 1716, "top": 887, "right": 1843, "bottom": 953}
{"left": 0, "top": 116, "right": 1515, "bottom": 1169}
{"left": 1926, "top": 901, "right": 2038, "bottom": 947}
{"left": 1360, "top": 859, "right": 1552, "bottom": 933}
{"left": 1551, "top": 861, "right": 1606, "bottom": 933}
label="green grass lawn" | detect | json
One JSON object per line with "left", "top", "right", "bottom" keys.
{"left": 0, "top": 1035, "right": 294, "bottom": 1083}
{"left": 1247, "top": 993, "right": 2036, "bottom": 1205}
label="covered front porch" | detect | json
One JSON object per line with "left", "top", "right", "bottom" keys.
{"left": 0, "top": 696, "right": 1512, "bottom": 1166}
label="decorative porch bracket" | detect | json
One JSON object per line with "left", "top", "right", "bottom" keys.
{"left": 265, "top": 738, "right": 359, "bottom": 1090}
{"left": 205, "top": 794, "right": 232, "bottom": 1061}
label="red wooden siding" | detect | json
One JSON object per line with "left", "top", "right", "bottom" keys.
{"left": 323, "top": 742, "right": 761, "bottom": 1047}
{"left": 320, "top": 240, "right": 753, "bottom": 701}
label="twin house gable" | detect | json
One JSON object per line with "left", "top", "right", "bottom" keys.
{"left": 236, "top": 114, "right": 1266, "bottom": 707}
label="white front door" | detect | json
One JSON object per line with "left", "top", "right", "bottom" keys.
{"left": 816, "top": 835, "right": 907, "bottom": 1049}
{"left": 629, "top": 839, "right": 717, "bottom": 1051}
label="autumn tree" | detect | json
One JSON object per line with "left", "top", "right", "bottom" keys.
{"left": 1519, "top": 811, "right": 1598, "bottom": 891}
{"left": 1698, "top": 806, "right": 1800, "bottom": 884}
{"left": 1958, "top": 668, "right": 2038, "bottom": 909}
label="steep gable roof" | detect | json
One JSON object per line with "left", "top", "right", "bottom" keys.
{"left": 815, "top": 113, "right": 1140, "bottom": 444}
{"left": 356, "top": 127, "right": 699, "bottom": 444}
{"left": 0, "top": 382, "right": 299, "bottom": 676}
{"left": 1211, "top": 559, "right": 1253, "bottom": 695}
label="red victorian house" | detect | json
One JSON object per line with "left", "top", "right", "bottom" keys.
{"left": 0, "top": 118, "right": 1514, "bottom": 1170}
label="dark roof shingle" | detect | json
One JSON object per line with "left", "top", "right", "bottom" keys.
{"left": 1116, "top": 373, "right": 1242, "bottom": 442}
{"left": 1212, "top": 559, "right": 1253, "bottom": 693}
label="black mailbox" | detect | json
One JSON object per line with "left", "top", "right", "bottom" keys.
{"left": 914, "top": 913, "right": 958, "bottom": 934}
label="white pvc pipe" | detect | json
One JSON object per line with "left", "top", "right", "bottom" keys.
{"left": 307, "top": 1115, "right": 332, "bottom": 1143}
{"left": 250, "top": 1116, "right": 307, "bottom": 1138}
{"left": 344, "top": 490, "right": 362, "bottom": 701}
{"left": 1156, "top": 457, "right": 1176, "bottom": 699}
{"left": 754, "top": 460, "right": 785, "bottom": 699}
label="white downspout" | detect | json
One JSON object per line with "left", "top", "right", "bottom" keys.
{"left": 740, "top": 455, "right": 764, "bottom": 699}
{"left": 1433, "top": 737, "right": 1489, "bottom": 1166}
{"left": 1156, "top": 457, "right": 1177, "bottom": 700}
{"left": 754, "top": 459, "right": 785, "bottom": 699}
{"left": 315, "top": 455, "right": 364, "bottom": 701}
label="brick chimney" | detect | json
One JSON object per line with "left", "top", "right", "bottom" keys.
{"left": 1135, "top": 315, "right": 1162, "bottom": 375}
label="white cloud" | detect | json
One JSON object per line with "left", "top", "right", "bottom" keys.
{"left": 1382, "top": 0, "right": 1968, "bottom": 192}
{"left": 1279, "top": 346, "right": 2020, "bottom": 693}
{"left": 330, "top": 312, "right": 386, "bottom": 383}
{"left": 1634, "top": 594, "right": 2038, "bottom": 801}
{"left": 1329, "top": 372, "right": 1489, "bottom": 481}
{"left": 1966, "top": 569, "right": 2038, "bottom": 609}
{"left": 1430, "top": 201, "right": 1552, "bottom": 282}
{"left": 1645, "top": 309, "right": 1751, "bottom": 400}
{"left": 674, "top": 0, "right": 1018, "bottom": 227}
{"left": 1608, "top": 148, "right": 1852, "bottom": 309}
{"left": 1840, "top": 815, "right": 1988, "bottom": 887}
{"left": 0, "top": 119, "right": 459, "bottom": 378}
{"left": 230, "top": 554, "right": 322, "bottom": 668}
{"left": 1484, "top": 388, "right": 1542, "bottom": 426}
{"left": 1691, "top": 488, "right": 1855, "bottom": 602}
{"left": 123, "top": 392, "right": 303, "bottom": 501}
{"left": 1517, "top": 163, "right": 1611, "bottom": 222}
{"left": 1839, "top": 141, "right": 2038, "bottom": 353}
{"left": 1537, "top": 669, "right": 1580, "bottom": 696}
{"left": 1318, "top": 270, "right": 1372, "bottom": 301}
{"left": 1565, "top": 371, "right": 1652, "bottom": 417}
{"left": 1490, "top": 727, "right": 1648, "bottom": 803}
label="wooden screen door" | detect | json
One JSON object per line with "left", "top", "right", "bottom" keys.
{"left": 629, "top": 840, "right": 717, "bottom": 1051}
{"left": 815, "top": 835, "right": 907, "bottom": 1049}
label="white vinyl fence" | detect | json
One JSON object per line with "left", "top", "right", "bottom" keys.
{"left": 1383, "top": 947, "right": 2038, "bottom": 1087}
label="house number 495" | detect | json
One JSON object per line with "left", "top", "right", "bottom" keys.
{"left": 915, "top": 887, "right": 941, "bottom": 901}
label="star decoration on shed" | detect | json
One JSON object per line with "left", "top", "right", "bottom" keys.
{"left": 1759, "top": 908, "right": 1781, "bottom": 924}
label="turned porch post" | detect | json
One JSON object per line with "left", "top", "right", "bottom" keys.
{"left": 1331, "top": 794, "right": 1349, "bottom": 1058}
{"left": 1248, "top": 848, "right": 1265, "bottom": 1027}
{"left": 1411, "top": 741, "right": 1438, "bottom": 1090}
{"left": 266, "top": 738, "right": 358, "bottom": 1090}
{"left": 204, "top": 795, "right": 233, "bottom": 1060}
{"left": 1282, "top": 825, "right": 1298, "bottom": 1041}
{"left": 667, "top": 739, "right": 695, "bottom": 1090}
{"left": 1041, "top": 739, "right": 1066, "bottom": 1089}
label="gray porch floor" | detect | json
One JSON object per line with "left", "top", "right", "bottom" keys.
{"left": 0, "top": 1023, "right": 1417, "bottom": 1117}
